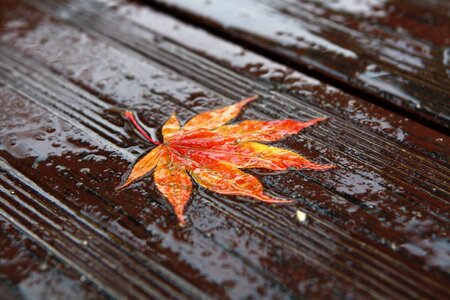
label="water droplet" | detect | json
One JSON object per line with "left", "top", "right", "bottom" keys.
{"left": 80, "top": 168, "right": 91, "bottom": 174}
{"left": 366, "top": 64, "right": 380, "bottom": 72}
{"left": 124, "top": 73, "right": 135, "bottom": 80}
{"left": 38, "top": 262, "right": 49, "bottom": 271}
{"left": 296, "top": 210, "right": 307, "bottom": 222}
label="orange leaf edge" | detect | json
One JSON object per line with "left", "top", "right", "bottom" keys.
{"left": 304, "top": 117, "right": 328, "bottom": 127}
{"left": 116, "top": 175, "right": 138, "bottom": 190}
{"left": 254, "top": 194, "right": 296, "bottom": 204}
{"left": 302, "top": 163, "right": 335, "bottom": 171}
{"left": 116, "top": 175, "right": 142, "bottom": 191}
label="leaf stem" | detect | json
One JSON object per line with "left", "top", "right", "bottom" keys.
{"left": 123, "top": 111, "right": 160, "bottom": 145}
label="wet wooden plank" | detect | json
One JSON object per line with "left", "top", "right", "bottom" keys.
{"left": 147, "top": 0, "right": 450, "bottom": 129}
{"left": 27, "top": 0, "right": 450, "bottom": 162}
{"left": 0, "top": 0, "right": 449, "bottom": 299}
{"left": 0, "top": 215, "right": 109, "bottom": 299}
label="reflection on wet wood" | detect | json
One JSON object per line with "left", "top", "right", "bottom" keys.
{"left": 0, "top": 0, "right": 449, "bottom": 299}
{"left": 149, "top": 0, "right": 450, "bottom": 129}
{"left": 0, "top": 214, "right": 109, "bottom": 299}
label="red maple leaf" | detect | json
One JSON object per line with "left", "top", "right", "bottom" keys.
{"left": 120, "top": 96, "right": 333, "bottom": 224}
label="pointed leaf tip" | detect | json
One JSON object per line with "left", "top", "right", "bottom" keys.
{"left": 303, "top": 117, "right": 328, "bottom": 127}
{"left": 177, "top": 215, "right": 187, "bottom": 226}
{"left": 241, "top": 95, "right": 259, "bottom": 103}
{"left": 116, "top": 181, "right": 130, "bottom": 191}
{"left": 304, "top": 162, "right": 335, "bottom": 171}
{"left": 162, "top": 112, "right": 181, "bottom": 140}
{"left": 255, "top": 194, "right": 296, "bottom": 204}
{"left": 314, "top": 116, "right": 328, "bottom": 123}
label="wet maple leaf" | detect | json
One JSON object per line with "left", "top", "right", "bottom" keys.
{"left": 120, "top": 95, "right": 333, "bottom": 224}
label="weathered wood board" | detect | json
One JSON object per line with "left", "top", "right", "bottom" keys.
{"left": 148, "top": 0, "right": 450, "bottom": 129}
{"left": 0, "top": 0, "right": 449, "bottom": 299}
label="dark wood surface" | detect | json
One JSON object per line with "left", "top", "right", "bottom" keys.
{"left": 149, "top": 0, "right": 450, "bottom": 130}
{"left": 0, "top": 0, "right": 449, "bottom": 299}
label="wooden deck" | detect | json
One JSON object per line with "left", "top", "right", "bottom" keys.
{"left": 0, "top": 0, "right": 449, "bottom": 299}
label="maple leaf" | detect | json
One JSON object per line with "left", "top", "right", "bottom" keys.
{"left": 119, "top": 95, "right": 333, "bottom": 224}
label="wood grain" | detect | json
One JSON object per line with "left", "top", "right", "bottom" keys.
{"left": 0, "top": 212, "right": 109, "bottom": 300}
{"left": 0, "top": 0, "right": 448, "bottom": 299}
{"left": 147, "top": 0, "right": 450, "bottom": 130}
